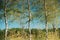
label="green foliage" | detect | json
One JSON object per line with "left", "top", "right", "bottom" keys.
{"left": 0, "top": 30, "right": 5, "bottom": 40}
{"left": 58, "top": 28, "right": 60, "bottom": 38}
{"left": 0, "top": 0, "right": 4, "bottom": 10}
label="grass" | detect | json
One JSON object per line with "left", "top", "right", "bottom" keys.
{"left": 8, "top": 32, "right": 60, "bottom": 40}
{"left": 0, "top": 28, "right": 60, "bottom": 40}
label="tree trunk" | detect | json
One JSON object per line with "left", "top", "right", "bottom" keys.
{"left": 28, "top": 0, "right": 31, "bottom": 40}
{"left": 21, "top": 0, "right": 25, "bottom": 38}
{"left": 44, "top": 0, "right": 48, "bottom": 40}
{"left": 4, "top": 0, "right": 8, "bottom": 40}
{"left": 53, "top": 1, "right": 58, "bottom": 40}
{"left": 45, "top": 12, "right": 48, "bottom": 40}
{"left": 4, "top": 10, "right": 8, "bottom": 40}
{"left": 52, "top": 23, "right": 55, "bottom": 33}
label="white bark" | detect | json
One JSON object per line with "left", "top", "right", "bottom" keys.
{"left": 4, "top": 0, "right": 8, "bottom": 40}
{"left": 44, "top": 0, "right": 48, "bottom": 40}
{"left": 28, "top": 0, "right": 32, "bottom": 40}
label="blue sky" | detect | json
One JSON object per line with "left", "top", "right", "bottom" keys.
{"left": 0, "top": 17, "right": 60, "bottom": 30}
{"left": 0, "top": 18, "right": 45, "bottom": 30}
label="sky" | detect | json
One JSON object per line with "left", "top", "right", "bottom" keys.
{"left": 0, "top": 19, "right": 46, "bottom": 30}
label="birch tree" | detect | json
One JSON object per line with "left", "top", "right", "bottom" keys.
{"left": 27, "top": 0, "right": 32, "bottom": 40}
{"left": 43, "top": 0, "right": 58, "bottom": 40}
{"left": 44, "top": 0, "right": 48, "bottom": 40}
{"left": 4, "top": 0, "right": 8, "bottom": 40}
